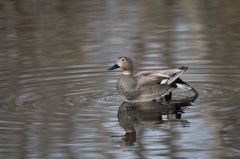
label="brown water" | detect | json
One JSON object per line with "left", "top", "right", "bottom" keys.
{"left": 0, "top": 0, "right": 240, "bottom": 159}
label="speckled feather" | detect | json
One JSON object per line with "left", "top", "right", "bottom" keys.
{"left": 109, "top": 57, "right": 197, "bottom": 102}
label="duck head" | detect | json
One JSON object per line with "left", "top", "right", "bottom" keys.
{"left": 108, "top": 57, "right": 133, "bottom": 75}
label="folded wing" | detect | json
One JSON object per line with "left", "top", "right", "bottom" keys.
{"left": 135, "top": 67, "right": 188, "bottom": 87}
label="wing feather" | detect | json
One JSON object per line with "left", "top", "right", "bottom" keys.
{"left": 134, "top": 68, "right": 186, "bottom": 87}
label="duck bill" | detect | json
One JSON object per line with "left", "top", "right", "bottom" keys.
{"left": 108, "top": 64, "right": 120, "bottom": 70}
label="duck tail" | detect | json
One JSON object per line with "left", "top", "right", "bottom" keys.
{"left": 174, "top": 78, "right": 199, "bottom": 98}
{"left": 166, "top": 67, "right": 187, "bottom": 85}
{"left": 191, "top": 86, "right": 199, "bottom": 98}
{"left": 179, "top": 66, "right": 188, "bottom": 71}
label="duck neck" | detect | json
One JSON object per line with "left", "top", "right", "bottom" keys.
{"left": 123, "top": 70, "right": 133, "bottom": 75}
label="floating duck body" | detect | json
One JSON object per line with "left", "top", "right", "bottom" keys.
{"left": 108, "top": 57, "right": 198, "bottom": 102}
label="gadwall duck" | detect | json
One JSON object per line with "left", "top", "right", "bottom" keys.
{"left": 108, "top": 57, "right": 198, "bottom": 102}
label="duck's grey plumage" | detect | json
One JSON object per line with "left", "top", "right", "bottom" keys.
{"left": 109, "top": 57, "right": 198, "bottom": 102}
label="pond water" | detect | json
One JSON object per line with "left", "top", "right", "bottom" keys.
{"left": 0, "top": 0, "right": 240, "bottom": 159}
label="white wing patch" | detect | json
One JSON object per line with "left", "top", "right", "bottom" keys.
{"left": 176, "top": 84, "right": 192, "bottom": 90}
{"left": 160, "top": 79, "right": 168, "bottom": 84}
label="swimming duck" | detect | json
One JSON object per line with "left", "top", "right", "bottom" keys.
{"left": 108, "top": 57, "right": 198, "bottom": 102}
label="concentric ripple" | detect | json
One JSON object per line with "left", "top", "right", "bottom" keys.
{"left": 0, "top": 62, "right": 239, "bottom": 159}
{"left": 0, "top": 0, "right": 240, "bottom": 158}
{"left": 0, "top": 61, "right": 239, "bottom": 112}
{"left": 192, "top": 83, "right": 239, "bottom": 104}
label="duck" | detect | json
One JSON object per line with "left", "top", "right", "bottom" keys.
{"left": 108, "top": 56, "right": 199, "bottom": 102}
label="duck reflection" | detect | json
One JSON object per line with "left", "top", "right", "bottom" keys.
{"left": 118, "top": 97, "right": 197, "bottom": 146}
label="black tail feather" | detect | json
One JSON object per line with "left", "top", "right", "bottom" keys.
{"left": 170, "top": 78, "right": 199, "bottom": 98}
{"left": 179, "top": 66, "right": 188, "bottom": 71}
{"left": 170, "top": 78, "right": 189, "bottom": 87}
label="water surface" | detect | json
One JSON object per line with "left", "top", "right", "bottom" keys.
{"left": 0, "top": 0, "right": 240, "bottom": 159}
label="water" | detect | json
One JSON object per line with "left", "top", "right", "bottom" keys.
{"left": 0, "top": 0, "right": 240, "bottom": 159}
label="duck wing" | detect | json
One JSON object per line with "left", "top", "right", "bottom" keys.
{"left": 135, "top": 71, "right": 169, "bottom": 86}
{"left": 135, "top": 66, "right": 188, "bottom": 87}
{"left": 159, "top": 66, "right": 188, "bottom": 84}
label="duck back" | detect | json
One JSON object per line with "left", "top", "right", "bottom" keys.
{"left": 116, "top": 75, "right": 172, "bottom": 102}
